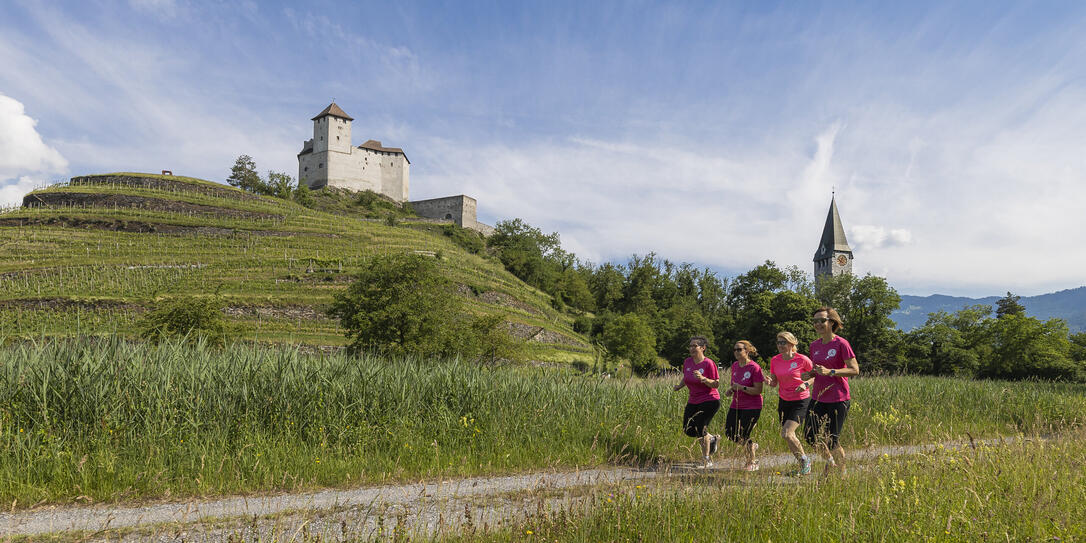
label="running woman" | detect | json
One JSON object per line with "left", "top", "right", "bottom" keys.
{"left": 803, "top": 306, "right": 860, "bottom": 476}
{"left": 723, "top": 340, "right": 764, "bottom": 471}
{"left": 673, "top": 335, "right": 720, "bottom": 467}
{"left": 766, "top": 331, "right": 815, "bottom": 475}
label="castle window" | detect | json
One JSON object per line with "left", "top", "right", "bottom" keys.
{"left": 304, "top": 167, "right": 308, "bottom": 172}
{"left": 445, "top": 213, "right": 452, "bottom": 219}
{"left": 319, "top": 163, "right": 323, "bottom": 168}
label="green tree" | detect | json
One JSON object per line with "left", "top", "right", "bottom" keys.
{"left": 996, "top": 292, "right": 1026, "bottom": 318}
{"left": 487, "top": 218, "right": 561, "bottom": 292}
{"left": 601, "top": 313, "right": 658, "bottom": 376}
{"left": 622, "top": 253, "right": 664, "bottom": 316}
{"left": 267, "top": 171, "right": 296, "bottom": 200}
{"left": 905, "top": 311, "right": 980, "bottom": 376}
{"left": 555, "top": 267, "right": 596, "bottom": 312}
{"left": 589, "top": 263, "right": 626, "bottom": 313}
{"left": 327, "top": 253, "right": 460, "bottom": 356}
{"left": 226, "top": 155, "right": 267, "bottom": 194}
{"left": 727, "top": 260, "right": 788, "bottom": 312}
{"left": 982, "top": 315, "right": 1077, "bottom": 381}
{"left": 656, "top": 301, "right": 715, "bottom": 367}
{"left": 1070, "top": 332, "right": 1086, "bottom": 363}
{"left": 139, "top": 295, "right": 234, "bottom": 346}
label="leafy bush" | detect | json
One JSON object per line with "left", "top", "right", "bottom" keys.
{"left": 442, "top": 224, "right": 485, "bottom": 254}
{"left": 452, "top": 314, "right": 524, "bottom": 363}
{"left": 139, "top": 295, "right": 234, "bottom": 346}
{"left": 293, "top": 180, "right": 315, "bottom": 208}
{"left": 327, "top": 253, "right": 524, "bottom": 361}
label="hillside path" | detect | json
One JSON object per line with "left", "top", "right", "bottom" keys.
{"left": 0, "top": 437, "right": 1013, "bottom": 541}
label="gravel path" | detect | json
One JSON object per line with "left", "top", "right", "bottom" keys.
{"left": 0, "top": 437, "right": 1007, "bottom": 541}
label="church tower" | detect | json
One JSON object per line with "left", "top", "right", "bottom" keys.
{"left": 813, "top": 195, "right": 853, "bottom": 279}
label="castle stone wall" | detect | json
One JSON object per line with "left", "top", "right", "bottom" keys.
{"left": 410, "top": 195, "right": 493, "bottom": 235}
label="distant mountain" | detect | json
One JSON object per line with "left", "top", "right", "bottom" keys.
{"left": 891, "top": 286, "right": 1086, "bottom": 333}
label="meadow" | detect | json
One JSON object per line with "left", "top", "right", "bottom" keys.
{"left": 1, "top": 338, "right": 1083, "bottom": 509}
{"left": 458, "top": 433, "right": 1086, "bottom": 542}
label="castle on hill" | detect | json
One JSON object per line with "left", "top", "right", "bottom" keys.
{"left": 298, "top": 102, "right": 492, "bottom": 234}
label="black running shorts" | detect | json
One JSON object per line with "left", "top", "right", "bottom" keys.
{"left": 724, "top": 407, "right": 761, "bottom": 443}
{"left": 804, "top": 400, "right": 850, "bottom": 449}
{"left": 777, "top": 397, "right": 811, "bottom": 425}
{"left": 682, "top": 400, "right": 721, "bottom": 438}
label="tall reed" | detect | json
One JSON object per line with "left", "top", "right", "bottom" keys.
{"left": 1, "top": 338, "right": 1083, "bottom": 507}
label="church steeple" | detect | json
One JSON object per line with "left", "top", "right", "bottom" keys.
{"left": 813, "top": 195, "right": 853, "bottom": 279}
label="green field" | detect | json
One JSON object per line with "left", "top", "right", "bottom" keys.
{"left": 1, "top": 338, "right": 1083, "bottom": 509}
{"left": 0, "top": 173, "right": 589, "bottom": 360}
{"left": 460, "top": 433, "right": 1086, "bottom": 542}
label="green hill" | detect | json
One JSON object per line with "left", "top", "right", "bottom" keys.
{"left": 0, "top": 173, "right": 591, "bottom": 361}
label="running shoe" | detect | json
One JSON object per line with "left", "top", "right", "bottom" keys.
{"left": 787, "top": 457, "right": 812, "bottom": 476}
{"left": 702, "top": 456, "right": 714, "bottom": 468}
{"left": 708, "top": 434, "right": 719, "bottom": 455}
{"left": 742, "top": 461, "right": 760, "bottom": 472}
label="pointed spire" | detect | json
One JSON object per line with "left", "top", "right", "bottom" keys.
{"left": 813, "top": 196, "right": 852, "bottom": 261}
{"left": 311, "top": 102, "right": 354, "bottom": 121}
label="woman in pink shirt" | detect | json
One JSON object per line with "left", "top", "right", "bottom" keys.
{"left": 766, "top": 331, "right": 815, "bottom": 476}
{"left": 802, "top": 306, "right": 860, "bottom": 476}
{"left": 722, "top": 340, "right": 764, "bottom": 471}
{"left": 672, "top": 335, "right": 720, "bottom": 468}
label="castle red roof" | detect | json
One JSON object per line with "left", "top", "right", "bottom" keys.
{"left": 311, "top": 102, "right": 354, "bottom": 121}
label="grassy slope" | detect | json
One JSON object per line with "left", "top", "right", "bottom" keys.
{"left": 0, "top": 173, "right": 589, "bottom": 359}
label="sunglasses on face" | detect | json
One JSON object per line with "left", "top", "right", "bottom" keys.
{"left": 733, "top": 347, "right": 744, "bottom": 352}
{"left": 776, "top": 340, "right": 790, "bottom": 345}
{"left": 811, "top": 318, "right": 830, "bottom": 324}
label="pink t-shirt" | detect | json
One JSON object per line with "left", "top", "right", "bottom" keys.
{"left": 683, "top": 357, "right": 721, "bottom": 404}
{"left": 770, "top": 353, "right": 813, "bottom": 401}
{"left": 809, "top": 336, "right": 855, "bottom": 403}
{"left": 729, "top": 361, "right": 765, "bottom": 410}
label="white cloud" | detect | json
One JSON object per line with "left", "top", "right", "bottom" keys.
{"left": 0, "top": 94, "right": 68, "bottom": 180}
{"left": 0, "top": 176, "right": 47, "bottom": 208}
{"left": 0, "top": 94, "right": 67, "bottom": 207}
{"left": 850, "top": 225, "right": 912, "bottom": 251}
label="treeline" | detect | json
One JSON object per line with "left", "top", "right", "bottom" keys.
{"left": 485, "top": 219, "right": 1086, "bottom": 381}
{"left": 227, "top": 155, "right": 315, "bottom": 207}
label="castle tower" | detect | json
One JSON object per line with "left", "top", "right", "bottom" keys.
{"left": 311, "top": 102, "right": 353, "bottom": 154}
{"left": 813, "top": 195, "right": 853, "bottom": 279}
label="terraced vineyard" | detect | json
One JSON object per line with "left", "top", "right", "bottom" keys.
{"left": 0, "top": 173, "right": 590, "bottom": 360}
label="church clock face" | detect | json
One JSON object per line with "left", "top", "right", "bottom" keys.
{"left": 836, "top": 255, "right": 848, "bottom": 266}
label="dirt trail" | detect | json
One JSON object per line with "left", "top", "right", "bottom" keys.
{"left": 0, "top": 438, "right": 1012, "bottom": 541}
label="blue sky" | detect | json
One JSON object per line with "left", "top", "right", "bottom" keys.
{"left": 3, "top": 1, "right": 1086, "bottom": 297}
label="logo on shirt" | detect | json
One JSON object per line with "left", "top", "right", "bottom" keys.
{"left": 789, "top": 362, "right": 798, "bottom": 370}
{"left": 743, "top": 371, "right": 751, "bottom": 380}
{"left": 827, "top": 348, "right": 837, "bottom": 358}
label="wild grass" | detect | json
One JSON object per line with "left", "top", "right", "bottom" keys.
{"left": 464, "top": 432, "right": 1086, "bottom": 542}
{"left": 1, "top": 339, "right": 1083, "bottom": 509}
